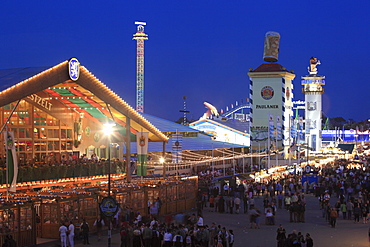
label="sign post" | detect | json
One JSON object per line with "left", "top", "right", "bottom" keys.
{"left": 99, "top": 196, "right": 119, "bottom": 247}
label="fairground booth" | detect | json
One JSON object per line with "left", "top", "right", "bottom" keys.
{"left": 0, "top": 59, "right": 199, "bottom": 245}
{"left": 0, "top": 58, "right": 168, "bottom": 170}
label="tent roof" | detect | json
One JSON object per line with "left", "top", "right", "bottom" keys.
{"left": 140, "top": 113, "right": 201, "bottom": 133}
{"left": 190, "top": 118, "right": 250, "bottom": 137}
{"left": 337, "top": 144, "right": 355, "bottom": 153}
{"left": 0, "top": 60, "right": 168, "bottom": 142}
{"left": 130, "top": 113, "right": 245, "bottom": 153}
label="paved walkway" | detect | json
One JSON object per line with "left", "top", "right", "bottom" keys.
{"left": 199, "top": 193, "right": 370, "bottom": 247}
{"left": 41, "top": 193, "right": 370, "bottom": 247}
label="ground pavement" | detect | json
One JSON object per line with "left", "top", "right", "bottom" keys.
{"left": 200, "top": 193, "right": 370, "bottom": 247}
{"left": 42, "top": 193, "right": 370, "bottom": 247}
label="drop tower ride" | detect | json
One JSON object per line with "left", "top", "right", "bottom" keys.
{"left": 133, "top": 21, "right": 148, "bottom": 113}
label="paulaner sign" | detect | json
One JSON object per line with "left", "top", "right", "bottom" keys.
{"left": 27, "top": 94, "right": 52, "bottom": 111}
{"left": 256, "top": 105, "right": 279, "bottom": 109}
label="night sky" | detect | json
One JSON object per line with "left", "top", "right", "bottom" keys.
{"left": 1, "top": 1, "right": 369, "bottom": 122}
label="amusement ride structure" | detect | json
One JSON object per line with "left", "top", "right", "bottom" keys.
{"left": 133, "top": 21, "right": 148, "bottom": 113}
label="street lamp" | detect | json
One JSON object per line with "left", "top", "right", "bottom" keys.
{"left": 159, "top": 157, "right": 165, "bottom": 177}
{"left": 102, "top": 123, "right": 115, "bottom": 247}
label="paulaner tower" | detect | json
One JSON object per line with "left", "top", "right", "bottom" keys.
{"left": 302, "top": 57, "right": 325, "bottom": 151}
{"left": 248, "top": 31, "right": 295, "bottom": 165}
{"left": 133, "top": 21, "right": 148, "bottom": 113}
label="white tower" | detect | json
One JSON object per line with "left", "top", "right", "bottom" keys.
{"left": 302, "top": 57, "right": 325, "bottom": 151}
{"left": 248, "top": 31, "right": 296, "bottom": 162}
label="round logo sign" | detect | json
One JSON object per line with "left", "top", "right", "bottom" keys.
{"left": 99, "top": 196, "right": 119, "bottom": 217}
{"left": 305, "top": 165, "right": 311, "bottom": 173}
{"left": 261, "top": 86, "right": 274, "bottom": 100}
{"left": 85, "top": 126, "right": 91, "bottom": 137}
{"left": 94, "top": 132, "right": 100, "bottom": 142}
{"left": 68, "top": 58, "right": 80, "bottom": 81}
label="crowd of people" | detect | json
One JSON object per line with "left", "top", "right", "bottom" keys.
{"left": 54, "top": 155, "right": 370, "bottom": 246}
{"left": 197, "top": 168, "right": 315, "bottom": 247}
{"left": 117, "top": 214, "right": 234, "bottom": 247}
{"left": 317, "top": 159, "right": 370, "bottom": 228}
{"left": 276, "top": 225, "right": 313, "bottom": 247}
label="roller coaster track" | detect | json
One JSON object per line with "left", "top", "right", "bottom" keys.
{"left": 220, "top": 103, "right": 251, "bottom": 118}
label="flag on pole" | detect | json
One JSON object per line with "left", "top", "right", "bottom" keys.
{"left": 136, "top": 132, "right": 148, "bottom": 176}
{"left": 172, "top": 134, "right": 183, "bottom": 163}
{"left": 269, "top": 114, "right": 275, "bottom": 139}
{"left": 290, "top": 117, "right": 297, "bottom": 139}
{"left": 4, "top": 130, "right": 18, "bottom": 192}
{"left": 299, "top": 117, "right": 304, "bottom": 140}
{"left": 276, "top": 115, "right": 282, "bottom": 140}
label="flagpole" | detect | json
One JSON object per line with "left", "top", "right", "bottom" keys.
{"left": 275, "top": 129, "right": 278, "bottom": 168}
{"left": 289, "top": 116, "right": 292, "bottom": 167}
{"left": 5, "top": 126, "right": 9, "bottom": 201}
{"left": 268, "top": 128, "right": 270, "bottom": 170}
{"left": 298, "top": 120, "right": 301, "bottom": 170}
{"left": 249, "top": 144, "right": 252, "bottom": 173}
{"left": 258, "top": 143, "right": 261, "bottom": 172}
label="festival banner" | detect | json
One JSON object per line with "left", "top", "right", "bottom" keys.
{"left": 172, "top": 134, "right": 183, "bottom": 163}
{"left": 276, "top": 115, "right": 282, "bottom": 140}
{"left": 268, "top": 114, "right": 275, "bottom": 139}
{"left": 290, "top": 117, "right": 297, "bottom": 139}
{"left": 136, "top": 132, "right": 148, "bottom": 176}
{"left": 4, "top": 130, "right": 18, "bottom": 192}
{"left": 299, "top": 117, "right": 304, "bottom": 140}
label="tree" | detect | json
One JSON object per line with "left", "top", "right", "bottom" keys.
{"left": 330, "top": 117, "right": 346, "bottom": 128}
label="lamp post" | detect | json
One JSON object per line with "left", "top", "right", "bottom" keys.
{"left": 160, "top": 157, "right": 165, "bottom": 177}
{"left": 103, "top": 123, "right": 115, "bottom": 247}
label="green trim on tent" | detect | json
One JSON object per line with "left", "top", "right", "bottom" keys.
{"left": 52, "top": 88, "right": 75, "bottom": 96}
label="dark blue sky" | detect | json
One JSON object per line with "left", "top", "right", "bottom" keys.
{"left": 1, "top": 1, "right": 369, "bottom": 122}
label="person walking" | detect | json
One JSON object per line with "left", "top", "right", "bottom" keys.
{"left": 234, "top": 196, "right": 241, "bottom": 214}
{"left": 340, "top": 202, "right": 347, "bottom": 220}
{"left": 163, "top": 228, "right": 173, "bottom": 247}
{"left": 285, "top": 195, "right": 291, "bottom": 210}
{"left": 330, "top": 207, "right": 338, "bottom": 228}
{"left": 68, "top": 220, "right": 75, "bottom": 247}
{"left": 93, "top": 215, "right": 105, "bottom": 241}
{"left": 119, "top": 222, "right": 128, "bottom": 247}
{"left": 59, "top": 222, "right": 68, "bottom": 247}
{"left": 142, "top": 223, "right": 152, "bottom": 247}
{"left": 81, "top": 219, "right": 90, "bottom": 245}
{"left": 228, "top": 197, "right": 234, "bottom": 214}
{"left": 248, "top": 207, "right": 258, "bottom": 229}
{"left": 243, "top": 193, "right": 249, "bottom": 213}
{"left": 228, "top": 229, "right": 234, "bottom": 247}
{"left": 362, "top": 203, "right": 369, "bottom": 224}
{"left": 276, "top": 224, "right": 286, "bottom": 247}
{"left": 305, "top": 233, "right": 313, "bottom": 247}
{"left": 277, "top": 192, "right": 283, "bottom": 209}
{"left": 347, "top": 200, "right": 353, "bottom": 220}
{"left": 354, "top": 205, "right": 361, "bottom": 223}
{"left": 209, "top": 195, "right": 215, "bottom": 212}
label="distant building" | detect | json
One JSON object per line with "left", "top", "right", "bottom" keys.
{"left": 189, "top": 118, "right": 250, "bottom": 146}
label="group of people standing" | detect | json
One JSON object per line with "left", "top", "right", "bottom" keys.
{"left": 276, "top": 225, "right": 313, "bottom": 247}
{"left": 117, "top": 215, "right": 234, "bottom": 247}
{"left": 317, "top": 159, "right": 370, "bottom": 229}
{"left": 59, "top": 218, "right": 90, "bottom": 247}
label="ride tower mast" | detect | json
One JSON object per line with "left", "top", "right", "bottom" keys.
{"left": 133, "top": 21, "right": 148, "bottom": 113}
